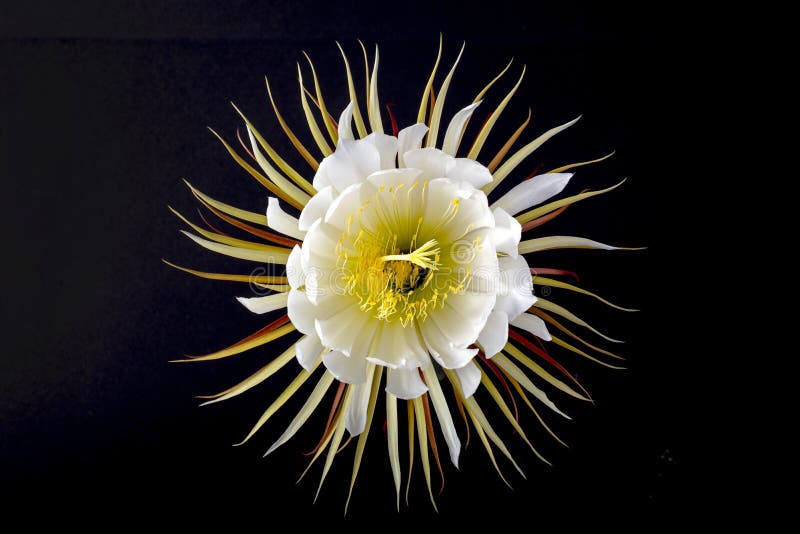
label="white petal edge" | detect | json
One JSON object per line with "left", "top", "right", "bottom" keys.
{"left": 298, "top": 185, "right": 335, "bottom": 231}
{"left": 442, "top": 101, "right": 481, "bottom": 156}
{"left": 236, "top": 291, "right": 289, "bottom": 315}
{"left": 286, "top": 245, "right": 304, "bottom": 289}
{"left": 364, "top": 132, "right": 399, "bottom": 169}
{"left": 446, "top": 157, "right": 493, "bottom": 188}
{"left": 477, "top": 310, "right": 509, "bottom": 358}
{"left": 266, "top": 197, "right": 306, "bottom": 240}
{"left": 492, "top": 207, "right": 521, "bottom": 258}
{"left": 454, "top": 360, "right": 481, "bottom": 398}
{"left": 421, "top": 319, "right": 479, "bottom": 370}
{"left": 491, "top": 173, "right": 573, "bottom": 216}
{"left": 295, "top": 333, "right": 323, "bottom": 371}
{"left": 346, "top": 362, "right": 376, "bottom": 436}
{"left": 317, "top": 139, "right": 381, "bottom": 192}
{"left": 322, "top": 350, "right": 368, "bottom": 385}
{"left": 495, "top": 255, "right": 537, "bottom": 321}
{"left": 403, "top": 147, "right": 450, "bottom": 180}
{"left": 286, "top": 288, "right": 316, "bottom": 335}
{"left": 397, "top": 123, "right": 429, "bottom": 167}
{"left": 509, "top": 313, "right": 552, "bottom": 341}
{"left": 386, "top": 367, "right": 428, "bottom": 400}
{"left": 337, "top": 101, "right": 355, "bottom": 141}
{"left": 366, "top": 168, "right": 425, "bottom": 189}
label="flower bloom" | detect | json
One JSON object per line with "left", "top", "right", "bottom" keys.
{"left": 168, "top": 40, "right": 637, "bottom": 511}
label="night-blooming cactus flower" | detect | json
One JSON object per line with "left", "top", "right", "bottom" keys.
{"left": 166, "top": 39, "right": 639, "bottom": 512}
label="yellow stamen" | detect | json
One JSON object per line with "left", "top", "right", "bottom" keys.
{"left": 379, "top": 238, "right": 441, "bottom": 270}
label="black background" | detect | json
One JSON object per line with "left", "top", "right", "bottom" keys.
{"left": 1, "top": 0, "right": 697, "bottom": 527}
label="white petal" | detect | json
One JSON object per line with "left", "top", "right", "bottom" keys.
{"left": 307, "top": 292, "right": 354, "bottom": 322}
{"left": 491, "top": 173, "right": 573, "bottom": 216}
{"left": 286, "top": 289, "right": 316, "bottom": 335}
{"left": 430, "top": 294, "right": 491, "bottom": 347}
{"left": 337, "top": 137, "right": 382, "bottom": 177}
{"left": 442, "top": 101, "right": 481, "bottom": 156}
{"left": 236, "top": 292, "right": 289, "bottom": 315}
{"left": 337, "top": 101, "right": 355, "bottom": 141}
{"left": 322, "top": 350, "right": 367, "bottom": 384}
{"left": 318, "top": 139, "right": 381, "bottom": 193}
{"left": 420, "top": 319, "right": 478, "bottom": 370}
{"left": 348, "top": 318, "right": 380, "bottom": 360}
{"left": 315, "top": 303, "right": 375, "bottom": 357}
{"left": 446, "top": 157, "right": 493, "bottom": 188}
{"left": 346, "top": 362, "right": 376, "bottom": 436}
{"left": 492, "top": 207, "right": 521, "bottom": 258}
{"left": 295, "top": 333, "right": 323, "bottom": 371}
{"left": 442, "top": 292, "right": 496, "bottom": 332}
{"left": 298, "top": 185, "right": 335, "bottom": 231}
{"left": 286, "top": 245, "right": 304, "bottom": 289}
{"left": 403, "top": 147, "right": 450, "bottom": 180}
{"left": 322, "top": 182, "right": 364, "bottom": 231}
{"left": 494, "top": 255, "right": 537, "bottom": 321}
{"left": 364, "top": 132, "right": 399, "bottom": 169}
{"left": 452, "top": 229, "right": 501, "bottom": 295}
{"left": 300, "top": 218, "right": 339, "bottom": 271}
{"left": 477, "top": 310, "right": 509, "bottom": 358}
{"left": 424, "top": 179, "right": 495, "bottom": 243}
{"left": 386, "top": 367, "right": 428, "bottom": 400}
{"left": 397, "top": 123, "right": 429, "bottom": 167}
{"left": 510, "top": 313, "right": 552, "bottom": 341}
{"left": 304, "top": 264, "right": 352, "bottom": 306}
{"left": 266, "top": 197, "right": 306, "bottom": 240}
{"left": 455, "top": 360, "right": 481, "bottom": 398}
{"left": 368, "top": 321, "right": 428, "bottom": 369}
{"left": 312, "top": 155, "right": 333, "bottom": 190}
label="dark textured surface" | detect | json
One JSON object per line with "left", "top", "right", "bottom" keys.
{"left": 1, "top": 0, "right": 695, "bottom": 526}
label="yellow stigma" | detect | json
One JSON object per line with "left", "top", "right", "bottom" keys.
{"left": 379, "top": 239, "right": 441, "bottom": 271}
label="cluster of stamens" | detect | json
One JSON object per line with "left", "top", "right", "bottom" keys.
{"left": 335, "top": 183, "right": 472, "bottom": 327}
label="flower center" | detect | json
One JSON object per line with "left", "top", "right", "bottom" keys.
{"left": 335, "top": 182, "right": 472, "bottom": 327}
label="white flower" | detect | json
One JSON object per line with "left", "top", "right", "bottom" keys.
{"left": 169, "top": 40, "right": 637, "bottom": 512}
{"left": 287, "top": 105, "right": 540, "bottom": 407}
